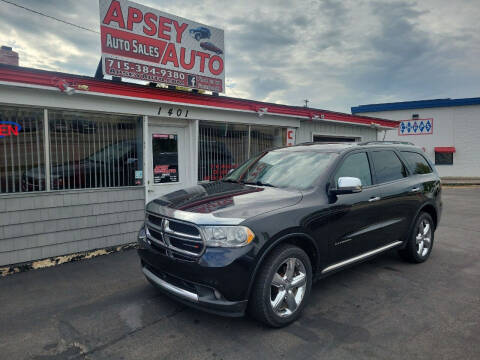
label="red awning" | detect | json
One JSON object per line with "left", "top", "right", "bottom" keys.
{"left": 434, "top": 147, "right": 456, "bottom": 153}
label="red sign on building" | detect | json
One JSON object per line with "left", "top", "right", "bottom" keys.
{"left": 99, "top": 0, "right": 225, "bottom": 92}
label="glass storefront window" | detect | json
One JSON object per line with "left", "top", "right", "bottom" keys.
{"left": 48, "top": 110, "right": 143, "bottom": 190}
{"left": 198, "top": 122, "right": 285, "bottom": 181}
{"left": 198, "top": 122, "right": 249, "bottom": 181}
{"left": 0, "top": 106, "right": 45, "bottom": 193}
{"left": 250, "top": 125, "right": 284, "bottom": 156}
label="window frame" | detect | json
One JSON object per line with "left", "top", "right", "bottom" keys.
{"left": 367, "top": 148, "right": 410, "bottom": 186}
{"left": 399, "top": 151, "right": 433, "bottom": 175}
{"left": 0, "top": 105, "right": 144, "bottom": 196}
{"left": 329, "top": 150, "right": 374, "bottom": 189}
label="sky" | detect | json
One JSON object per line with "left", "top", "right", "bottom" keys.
{"left": 1, "top": 0, "right": 479, "bottom": 113}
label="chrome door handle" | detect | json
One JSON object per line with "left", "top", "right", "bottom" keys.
{"left": 411, "top": 187, "right": 421, "bottom": 193}
{"left": 368, "top": 196, "right": 381, "bottom": 202}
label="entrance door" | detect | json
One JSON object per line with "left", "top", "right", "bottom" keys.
{"left": 147, "top": 125, "right": 187, "bottom": 202}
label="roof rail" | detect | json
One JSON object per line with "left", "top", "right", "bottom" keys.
{"left": 358, "top": 141, "right": 415, "bottom": 146}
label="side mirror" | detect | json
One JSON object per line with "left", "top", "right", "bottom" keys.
{"left": 227, "top": 168, "right": 235, "bottom": 175}
{"left": 330, "top": 177, "right": 362, "bottom": 195}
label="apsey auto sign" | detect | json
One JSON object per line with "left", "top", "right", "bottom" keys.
{"left": 99, "top": 0, "right": 225, "bottom": 92}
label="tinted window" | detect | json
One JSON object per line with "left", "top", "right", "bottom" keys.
{"left": 371, "top": 150, "right": 407, "bottom": 183}
{"left": 401, "top": 151, "right": 432, "bottom": 174}
{"left": 334, "top": 152, "right": 372, "bottom": 187}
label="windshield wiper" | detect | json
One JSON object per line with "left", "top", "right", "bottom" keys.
{"left": 243, "top": 181, "right": 276, "bottom": 188}
{"left": 221, "top": 178, "right": 240, "bottom": 183}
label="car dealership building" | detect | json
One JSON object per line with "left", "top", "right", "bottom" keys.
{"left": 0, "top": 64, "right": 398, "bottom": 267}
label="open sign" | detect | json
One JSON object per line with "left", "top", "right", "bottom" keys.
{"left": 0, "top": 121, "right": 22, "bottom": 138}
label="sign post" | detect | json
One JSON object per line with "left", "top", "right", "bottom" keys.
{"left": 99, "top": 0, "right": 225, "bottom": 92}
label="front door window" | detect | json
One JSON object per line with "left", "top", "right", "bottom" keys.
{"left": 152, "top": 134, "right": 179, "bottom": 183}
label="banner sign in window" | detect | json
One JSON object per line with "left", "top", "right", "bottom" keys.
{"left": 398, "top": 118, "right": 433, "bottom": 136}
{"left": 152, "top": 134, "right": 179, "bottom": 183}
{"left": 99, "top": 0, "right": 225, "bottom": 92}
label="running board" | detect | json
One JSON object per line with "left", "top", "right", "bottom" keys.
{"left": 321, "top": 241, "right": 403, "bottom": 274}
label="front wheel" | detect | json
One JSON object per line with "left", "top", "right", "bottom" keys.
{"left": 249, "top": 245, "right": 312, "bottom": 327}
{"left": 399, "top": 212, "right": 435, "bottom": 263}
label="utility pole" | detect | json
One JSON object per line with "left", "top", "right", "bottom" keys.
{"left": 304, "top": 99, "right": 309, "bottom": 108}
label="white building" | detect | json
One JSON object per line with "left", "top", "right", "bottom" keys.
{"left": 352, "top": 98, "right": 480, "bottom": 177}
{"left": 0, "top": 64, "right": 397, "bottom": 267}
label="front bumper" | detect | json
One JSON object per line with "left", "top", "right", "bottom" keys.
{"left": 138, "top": 242, "right": 255, "bottom": 317}
{"left": 141, "top": 264, "right": 247, "bottom": 317}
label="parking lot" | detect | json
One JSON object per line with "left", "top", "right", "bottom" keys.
{"left": 0, "top": 187, "right": 479, "bottom": 360}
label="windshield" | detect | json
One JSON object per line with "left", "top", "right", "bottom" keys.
{"left": 224, "top": 150, "right": 336, "bottom": 190}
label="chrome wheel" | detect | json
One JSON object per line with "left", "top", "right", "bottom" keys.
{"left": 270, "top": 257, "right": 307, "bottom": 318}
{"left": 416, "top": 218, "right": 432, "bottom": 257}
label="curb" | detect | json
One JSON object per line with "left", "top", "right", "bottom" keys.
{"left": 0, "top": 242, "right": 138, "bottom": 277}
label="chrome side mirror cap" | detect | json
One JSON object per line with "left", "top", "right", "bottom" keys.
{"left": 331, "top": 177, "right": 362, "bottom": 195}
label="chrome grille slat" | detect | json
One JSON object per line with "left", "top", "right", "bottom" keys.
{"left": 145, "top": 212, "right": 205, "bottom": 258}
{"left": 164, "top": 226, "right": 202, "bottom": 240}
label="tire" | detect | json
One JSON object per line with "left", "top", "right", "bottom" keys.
{"left": 249, "top": 244, "right": 312, "bottom": 327}
{"left": 399, "top": 212, "right": 435, "bottom": 263}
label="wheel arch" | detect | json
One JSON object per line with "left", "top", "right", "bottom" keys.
{"left": 246, "top": 233, "right": 319, "bottom": 299}
{"left": 418, "top": 203, "right": 438, "bottom": 230}
{"left": 402, "top": 202, "right": 438, "bottom": 249}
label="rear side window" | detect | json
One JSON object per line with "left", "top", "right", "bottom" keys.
{"left": 401, "top": 151, "right": 432, "bottom": 174}
{"left": 334, "top": 152, "right": 372, "bottom": 187}
{"left": 371, "top": 150, "right": 407, "bottom": 184}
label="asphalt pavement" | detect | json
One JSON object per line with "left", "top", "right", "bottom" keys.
{"left": 0, "top": 187, "right": 479, "bottom": 360}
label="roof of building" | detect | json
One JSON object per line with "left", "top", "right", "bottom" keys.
{"left": 0, "top": 64, "right": 398, "bottom": 128}
{"left": 351, "top": 97, "right": 480, "bottom": 113}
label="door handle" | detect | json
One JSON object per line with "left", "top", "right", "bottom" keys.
{"left": 410, "top": 187, "right": 421, "bottom": 193}
{"left": 148, "top": 189, "right": 154, "bottom": 193}
{"left": 368, "top": 196, "right": 381, "bottom": 202}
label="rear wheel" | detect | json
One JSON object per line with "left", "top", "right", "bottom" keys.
{"left": 249, "top": 245, "right": 312, "bottom": 327}
{"left": 399, "top": 212, "right": 434, "bottom": 263}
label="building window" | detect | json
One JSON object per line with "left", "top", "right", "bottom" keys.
{"left": 48, "top": 110, "right": 143, "bottom": 190}
{"left": 0, "top": 106, "right": 45, "bottom": 193}
{"left": 198, "top": 122, "right": 285, "bottom": 181}
{"left": 435, "top": 152, "right": 453, "bottom": 165}
{"left": 250, "top": 126, "right": 284, "bottom": 156}
{"left": 199, "top": 122, "right": 249, "bottom": 181}
{"left": 434, "top": 147, "right": 455, "bottom": 165}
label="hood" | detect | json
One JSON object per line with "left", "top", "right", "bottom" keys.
{"left": 146, "top": 181, "right": 302, "bottom": 225}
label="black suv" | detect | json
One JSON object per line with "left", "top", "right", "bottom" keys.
{"left": 137, "top": 142, "right": 442, "bottom": 327}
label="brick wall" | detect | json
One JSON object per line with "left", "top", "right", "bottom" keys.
{"left": 0, "top": 187, "right": 145, "bottom": 266}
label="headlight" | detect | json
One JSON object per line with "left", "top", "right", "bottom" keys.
{"left": 138, "top": 226, "right": 147, "bottom": 242}
{"left": 200, "top": 226, "right": 255, "bottom": 247}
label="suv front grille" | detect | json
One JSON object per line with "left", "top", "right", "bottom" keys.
{"left": 146, "top": 212, "right": 204, "bottom": 259}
